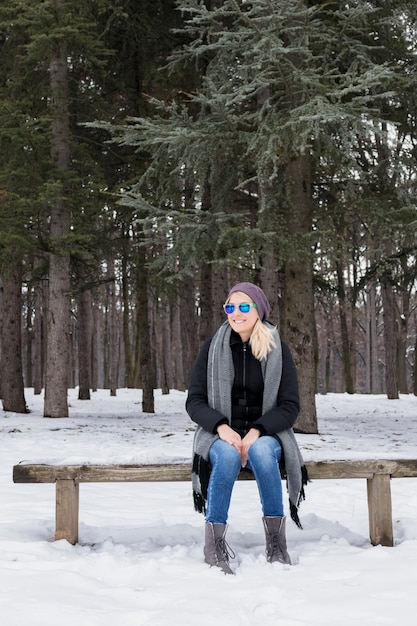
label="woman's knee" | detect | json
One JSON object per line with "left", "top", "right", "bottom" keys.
{"left": 247, "top": 436, "right": 281, "bottom": 466}
{"left": 210, "top": 439, "right": 242, "bottom": 471}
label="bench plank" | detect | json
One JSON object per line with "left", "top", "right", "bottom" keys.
{"left": 13, "top": 459, "right": 417, "bottom": 547}
{"left": 13, "top": 459, "right": 417, "bottom": 483}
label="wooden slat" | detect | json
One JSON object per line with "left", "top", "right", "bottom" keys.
{"left": 306, "top": 459, "right": 417, "bottom": 480}
{"left": 13, "top": 458, "right": 417, "bottom": 484}
{"left": 13, "top": 463, "right": 192, "bottom": 483}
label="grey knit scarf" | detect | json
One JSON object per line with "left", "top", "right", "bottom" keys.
{"left": 192, "top": 321, "right": 307, "bottom": 527}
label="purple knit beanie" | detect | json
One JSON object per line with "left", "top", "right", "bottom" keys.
{"left": 227, "top": 282, "right": 271, "bottom": 321}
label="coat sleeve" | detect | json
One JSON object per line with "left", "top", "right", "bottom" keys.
{"left": 252, "top": 342, "right": 300, "bottom": 434}
{"left": 186, "top": 338, "right": 229, "bottom": 434}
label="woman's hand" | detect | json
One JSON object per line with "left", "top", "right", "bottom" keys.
{"left": 217, "top": 425, "right": 260, "bottom": 467}
{"left": 240, "top": 428, "right": 260, "bottom": 467}
{"left": 217, "top": 424, "right": 243, "bottom": 453}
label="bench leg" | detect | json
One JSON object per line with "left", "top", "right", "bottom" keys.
{"left": 367, "top": 473, "right": 393, "bottom": 547}
{"left": 55, "top": 479, "right": 79, "bottom": 544}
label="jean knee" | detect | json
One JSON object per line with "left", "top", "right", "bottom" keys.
{"left": 210, "top": 439, "right": 242, "bottom": 473}
{"left": 247, "top": 436, "right": 281, "bottom": 466}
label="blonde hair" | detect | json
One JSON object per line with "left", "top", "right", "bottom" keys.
{"left": 249, "top": 319, "right": 277, "bottom": 361}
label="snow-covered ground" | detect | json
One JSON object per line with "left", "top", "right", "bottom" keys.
{"left": 1, "top": 389, "right": 417, "bottom": 626}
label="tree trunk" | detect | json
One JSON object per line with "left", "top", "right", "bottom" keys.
{"left": 0, "top": 266, "right": 27, "bottom": 413}
{"left": 414, "top": 315, "right": 417, "bottom": 397}
{"left": 180, "top": 277, "right": 199, "bottom": 386}
{"left": 77, "top": 286, "right": 92, "bottom": 400}
{"left": 108, "top": 268, "right": 118, "bottom": 397}
{"left": 172, "top": 295, "right": 186, "bottom": 391}
{"left": 381, "top": 278, "right": 399, "bottom": 399}
{"left": 121, "top": 253, "right": 136, "bottom": 388}
{"left": 155, "top": 295, "right": 172, "bottom": 393}
{"left": 199, "top": 261, "right": 214, "bottom": 343}
{"left": 136, "top": 238, "right": 154, "bottom": 412}
{"left": 24, "top": 286, "right": 33, "bottom": 388}
{"left": 396, "top": 260, "right": 410, "bottom": 394}
{"left": 367, "top": 281, "right": 380, "bottom": 393}
{"left": 44, "top": 9, "right": 71, "bottom": 418}
{"left": 198, "top": 182, "right": 215, "bottom": 343}
{"left": 90, "top": 298, "right": 99, "bottom": 391}
{"left": 44, "top": 234, "right": 70, "bottom": 417}
{"left": 335, "top": 260, "right": 354, "bottom": 393}
{"left": 257, "top": 120, "right": 281, "bottom": 325}
{"left": 283, "top": 154, "right": 318, "bottom": 433}
{"left": 33, "top": 273, "right": 47, "bottom": 395}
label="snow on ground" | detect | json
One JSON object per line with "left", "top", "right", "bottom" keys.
{"left": 1, "top": 389, "right": 417, "bottom": 626}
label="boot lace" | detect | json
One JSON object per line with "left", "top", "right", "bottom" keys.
{"left": 215, "top": 536, "right": 235, "bottom": 564}
{"left": 267, "top": 533, "right": 285, "bottom": 559}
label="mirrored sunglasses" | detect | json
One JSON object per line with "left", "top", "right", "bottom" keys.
{"left": 223, "top": 303, "right": 257, "bottom": 315}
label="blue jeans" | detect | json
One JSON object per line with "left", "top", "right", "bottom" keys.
{"left": 206, "top": 436, "right": 284, "bottom": 524}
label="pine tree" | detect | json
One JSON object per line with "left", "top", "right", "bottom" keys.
{"left": 0, "top": 0, "right": 125, "bottom": 414}
{"left": 104, "top": 0, "right": 417, "bottom": 429}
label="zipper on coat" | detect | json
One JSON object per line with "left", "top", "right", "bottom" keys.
{"left": 243, "top": 342, "right": 248, "bottom": 418}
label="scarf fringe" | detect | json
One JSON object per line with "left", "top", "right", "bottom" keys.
{"left": 193, "top": 490, "right": 206, "bottom": 515}
{"left": 290, "top": 501, "right": 303, "bottom": 529}
{"left": 192, "top": 453, "right": 211, "bottom": 514}
{"left": 288, "top": 464, "right": 309, "bottom": 529}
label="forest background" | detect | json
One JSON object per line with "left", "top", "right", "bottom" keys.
{"left": 0, "top": 0, "right": 416, "bottom": 434}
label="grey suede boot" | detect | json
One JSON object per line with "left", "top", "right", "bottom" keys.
{"left": 204, "top": 523, "right": 235, "bottom": 575}
{"left": 263, "top": 516, "right": 292, "bottom": 565}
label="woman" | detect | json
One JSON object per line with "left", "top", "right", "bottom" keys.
{"left": 186, "top": 282, "right": 307, "bottom": 574}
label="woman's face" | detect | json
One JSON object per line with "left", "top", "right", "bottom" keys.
{"left": 226, "top": 291, "right": 259, "bottom": 342}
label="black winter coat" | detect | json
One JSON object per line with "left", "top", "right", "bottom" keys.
{"left": 186, "top": 329, "right": 300, "bottom": 437}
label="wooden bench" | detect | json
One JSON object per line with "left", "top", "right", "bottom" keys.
{"left": 13, "top": 459, "right": 417, "bottom": 547}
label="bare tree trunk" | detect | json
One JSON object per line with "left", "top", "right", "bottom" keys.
{"left": 0, "top": 281, "right": 2, "bottom": 400}
{"left": 211, "top": 266, "right": 228, "bottom": 328}
{"left": 44, "top": 234, "right": 70, "bottom": 416}
{"left": 396, "top": 259, "right": 410, "bottom": 394}
{"left": 259, "top": 249, "right": 280, "bottom": 323}
{"left": 0, "top": 266, "right": 27, "bottom": 413}
{"left": 44, "top": 6, "right": 71, "bottom": 417}
{"left": 24, "top": 286, "right": 33, "bottom": 388}
{"left": 172, "top": 295, "right": 186, "bottom": 391}
{"left": 90, "top": 298, "right": 99, "bottom": 392}
{"left": 316, "top": 300, "right": 331, "bottom": 395}
{"left": 33, "top": 276, "right": 47, "bottom": 395}
{"left": 121, "top": 253, "right": 136, "bottom": 388}
{"left": 381, "top": 277, "right": 399, "bottom": 399}
{"left": 77, "top": 285, "right": 92, "bottom": 400}
{"left": 199, "top": 261, "right": 214, "bottom": 342}
{"left": 136, "top": 237, "right": 154, "bottom": 412}
{"left": 198, "top": 182, "right": 215, "bottom": 343}
{"left": 180, "top": 277, "right": 199, "bottom": 386}
{"left": 283, "top": 154, "right": 317, "bottom": 433}
{"left": 335, "top": 260, "right": 354, "bottom": 393}
{"left": 367, "top": 281, "right": 380, "bottom": 393}
{"left": 32, "top": 296, "right": 43, "bottom": 395}
{"left": 413, "top": 313, "right": 417, "bottom": 396}
{"left": 108, "top": 265, "right": 118, "bottom": 396}
{"left": 138, "top": 263, "right": 155, "bottom": 413}
{"left": 257, "top": 154, "right": 281, "bottom": 324}
{"left": 154, "top": 295, "right": 172, "bottom": 393}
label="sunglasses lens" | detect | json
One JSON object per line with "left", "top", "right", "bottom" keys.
{"left": 224, "top": 303, "right": 255, "bottom": 314}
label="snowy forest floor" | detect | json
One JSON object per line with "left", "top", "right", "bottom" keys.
{"left": 1, "top": 389, "right": 417, "bottom": 626}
